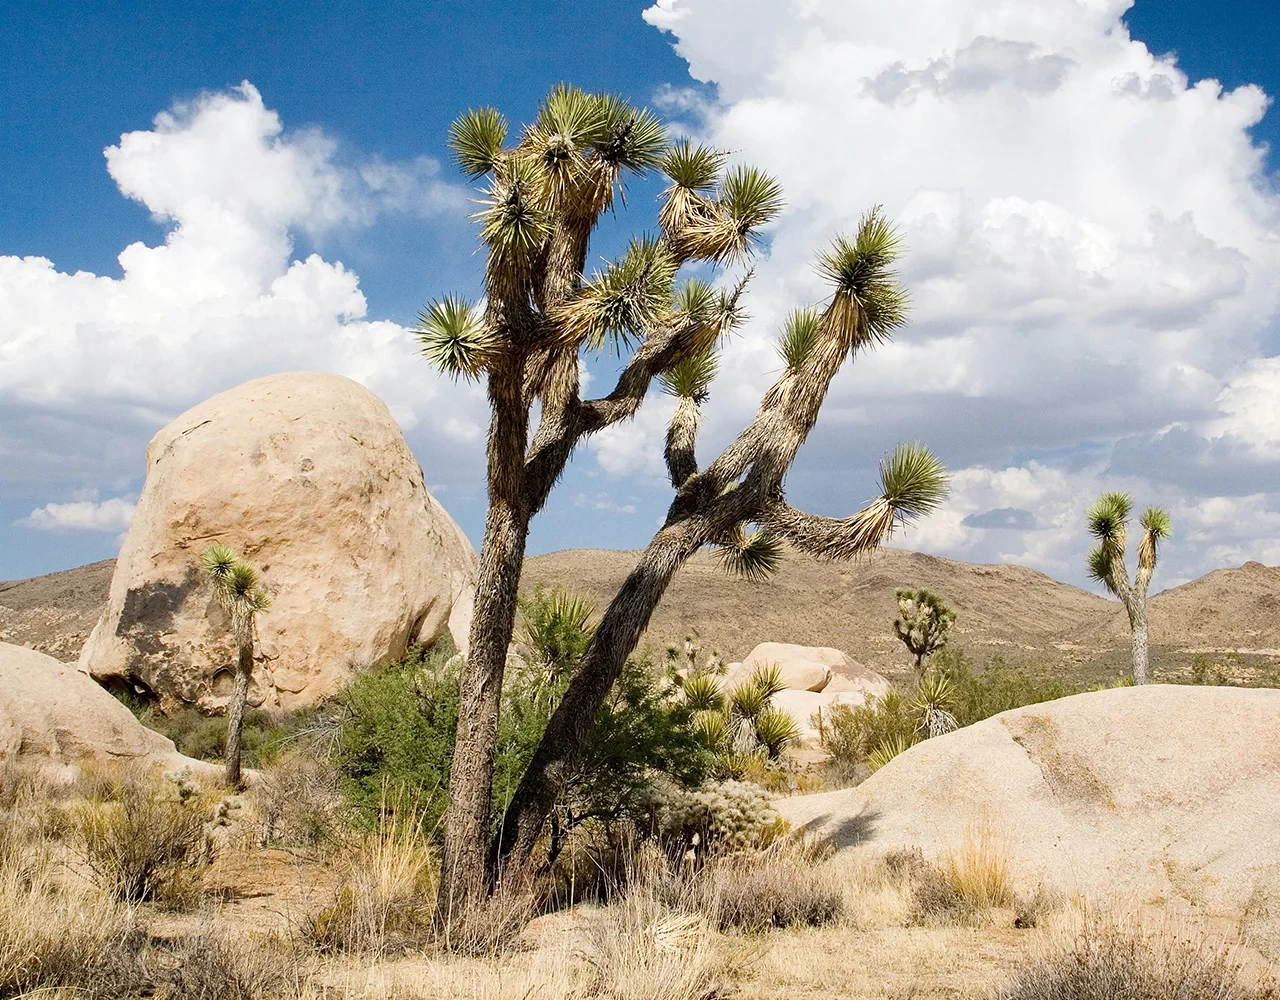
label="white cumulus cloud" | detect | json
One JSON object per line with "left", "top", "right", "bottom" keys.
{"left": 643, "top": 0, "right": 1280, "bottom": 589}
{"left": 1, "top": 82, "right": 486, "bottom": 510}
{"left": 20, "top": 496, "right": 137, "bottom": 532}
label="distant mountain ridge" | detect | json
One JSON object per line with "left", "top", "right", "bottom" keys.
{"left": 8, "top": 550, "right": 1277, "bottom": 686}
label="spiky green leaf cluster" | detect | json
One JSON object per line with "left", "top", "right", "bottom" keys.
{"left": 660, "top": 140, "right": 726, "bottom": 192}
{"left": 817, "top": 208, "right": 910, "bottom": 351}
{"left": 592, "top": 94, "right": 667, "bottom": 171}
{"left": 879, "top": 443, "right": 950, "bottom": 521}
{"left": 1087, "top": 491, "right": 1133, "bottom": 543}
{"left": 476, "top": 155, "right": 552, "bottom": 266}
{"left": 658, "top": 349, "right": 718, "bottom": 402}
{"left": 448, "top": 107, "right": 508, "bottom": 178}
{"left": 1140, "top": 506, "right": 1172, "bottom": 540}
{"left": 718, "top": 528, "right": 782, "bottom": 583}
{"left": 413, "top": 295, "right": 495, "bottom": 382}
{"left": 720, "top": 165, "right": 785, "bottom": 234}
{"left": 568, "top": 236, "right": 679, "bottom": 350}
{"left": 754, "top": 705, "right": 801, "bottom": 758}
{"left": 200, "top": 544, "right": 271, "bottom": 618}
{"left": 778, "top": 307, "right": 822, "bottom": 370}
{"left": 681, "top": 672, "right": 724, "bottom": 712}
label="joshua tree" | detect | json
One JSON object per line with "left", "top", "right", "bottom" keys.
{"left": 200, "top": 544, "right": 271, "bottom": 787}
{"left": 893, "top": 588, "right": 955, "bottom": 670}
{"left": 416, "top": 85, "right": 949, "bottom": 906}
{"left": 1085, "top": 492, "right": 1172, "bottom": 685}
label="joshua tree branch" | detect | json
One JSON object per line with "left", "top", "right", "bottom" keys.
{"left": 760, "top": 496, "right": 900, "bottom": 561}
{"left": 664, "top": 397, "right": 701, "bottom": 488}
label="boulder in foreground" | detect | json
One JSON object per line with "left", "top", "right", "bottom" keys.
{"left": 79, "top": 372, "right": 477, "bottom": 713}
{"left": 778, "top": 685, "right": 1280, "bottom": 942}
{"left": 1, "top": 642, "right": 186, "bottom": 765}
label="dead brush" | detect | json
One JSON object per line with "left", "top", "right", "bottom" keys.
{"left": 71, "top": 766, "right": 209, "bottom": 906}
{"left": 0, "top": 841, "right": 152, "bottom": 999}
{"left": 167, "top": 928, "right": 300, "bottom": 1000}
{"left": 579, "top": 886, "right": 734, "bottom": 1000}
{"left": 886, "top": 820, "right": 1015, "bottom": 925}
{"left": 995, "top": 911, "right": 1280, "bottom": 1000}
{"left": 689, "top": 838, "right": 845, "bottom": 932}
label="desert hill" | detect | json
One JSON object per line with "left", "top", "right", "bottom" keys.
{"left": 9, "top": 548, "right": 1278, "bottom": 686}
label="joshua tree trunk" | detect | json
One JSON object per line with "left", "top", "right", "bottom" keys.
{"left": 1128, "top": 600, "right": 1149, "bottom": 686}
{"left": 495, "top": 525, "right": 703, "bottom": 883}
{"left": 224, "top": 623, "right": 253, "bottom": 788}
{"left": 439, "top": 364, "right": 531, "bottom": 914}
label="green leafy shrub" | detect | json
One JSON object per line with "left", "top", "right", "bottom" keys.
{"left": 333, "top": 645, "right": 460, "bottom": 831}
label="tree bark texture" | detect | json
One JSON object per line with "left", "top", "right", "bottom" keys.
{"left": 438, "top": 361, "right": 531, "bottom": 914}
{"left": 224, "top": 625, "right": 253, "bottom": 788}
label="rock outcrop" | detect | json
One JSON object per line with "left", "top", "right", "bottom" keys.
{"left": 724, "top": 642, "right": 893, "bottom": 741}
{"left": 1, "top": 642, "right": 186, "bottom": 764}
{"left": 79, "top": 372, "right": 477, "bottom": 713}
{"left": 778, "top": 685, "right": 1280, "bottom": 942}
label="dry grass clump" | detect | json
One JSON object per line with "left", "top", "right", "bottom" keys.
{"left": 166, "top": 929, "right": 298, "bottom": 1000}
{"left": 71, "top": 766, "right": 210, "bottom": 905}
{"left": 0, "top": 837, "right": 152, "bottom": 999}
{"left": 305, "top": 806, "right": 435, "bottom": 955}
{"left": 881, "top": 821, "right": 1017, "bottom": 926}
{"left": 580, "top": 891, "right": 734, "bottom": 1000}
{"left": 995, "top": 915, "right": 1279, "bottom": 1000}
{"left": 690, "top": 840, "right": 844, "bottom": 932}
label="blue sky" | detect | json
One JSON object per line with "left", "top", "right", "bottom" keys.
{"left": 3, "top": 0, "right": 1280, "bottom": 587}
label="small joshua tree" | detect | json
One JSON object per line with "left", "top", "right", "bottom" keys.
{"left": 893, "top": 588, "right": 955, "bottom": 670}
{"left": 201, "top": 544, "right": 271, "bottom": 787}
{"left": 1085, "top": 492, "right": 1172, "bottom": 685}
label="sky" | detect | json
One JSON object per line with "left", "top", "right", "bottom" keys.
{"left": 2, "top": 0, "right": 1279, "bottom": 594}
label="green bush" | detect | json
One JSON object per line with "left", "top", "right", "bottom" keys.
{"left": 333, "top": 644, "right": 461, "bottom": 831}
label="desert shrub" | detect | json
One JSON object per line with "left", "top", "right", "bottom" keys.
{"left": 696, "top": 841, "right": 843, "bottom": 932}
{"left": 885, "top": 829, "right": 1013, "bottom": 926}
{"left": 333, "top": 644, "right": 461, "bottom": 831}
{"left": 305, "top": 804, "right": 435, "bottom": 955}
{"left": 644, "top": 779, "right": 783, "bottom": 856}
{"left": 995, "top": 917, "right": 1279, "bottom": 1000}
{"left": 166, "top": 930, "right": 293, "bottom": 1000}
{"left": 819, "top": 689, "right": 919, "bottom": 781}
{"left": 0, "top": 847, "right": 152, "bottom": 999}
{"left": 72, "top": 769, "right": 208, "bottom": 905}
{"left": 581, "top": 890, "right": 733, "bottom": 1000}
{"left": 1013, "top": 883, "right": 1061, "bottom": 929}
{"left": 249, "top": 745, "right": 344, "bottom": 847}
{"left": 938, "top": 650, "right": 1074, "bottom": 727}
{"left": 1190, "top": 652, "right": 1234, "bottom": 686}
{"left": 146, "top": 705, "right": 321, "bottom": 771}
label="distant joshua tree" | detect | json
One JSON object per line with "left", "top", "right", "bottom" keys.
{"left": 893, "top": 588, "right": 955, "bottom": 670}
{"left": 1085, "top": 492, "right": 1171, "bottom": 685}
{"left": 201, "top": 544, "right": 271, "bottom": 787}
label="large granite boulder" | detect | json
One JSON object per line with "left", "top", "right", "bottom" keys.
{"left": 1, "top": 642, "right": 184, "bottom": 764}
{"left": 777, "top": 685, "right": 1280, "bottom": 948}
{"left": 79, "top": 372, "right": 477, "bottom": 713}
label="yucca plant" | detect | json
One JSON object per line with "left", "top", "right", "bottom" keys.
{"left": 200, "top": 544, "right": 272, "bottom": 787}
{"left": 893, "top": 588, "right": 955, "bottom": 671}
{"left": 1086, "top": 492, "right": 1172, "bottom": 684}
{"left": 911, "top": 668, "right": 958, "bottom": 739}
{"left": 680, "top": 672, "right": 724, "bottom": 713}
{"left": 867, "top": 734, "right": 917, "bottom": 772}
{"left": 421, "top": 85, "right": 949, "bottom": 906}
{"left": 516, "top": 584, "right": 595, "bottom": 685}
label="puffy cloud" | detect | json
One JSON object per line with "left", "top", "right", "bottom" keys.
{"left": 20, "top": 496, "right": 137, "bottom": 532}
{"left": 1, "top": 84, "right": 485, "bottom": 510}
{"left": 643, "top": 0, "right": 1280, "bottom": 588}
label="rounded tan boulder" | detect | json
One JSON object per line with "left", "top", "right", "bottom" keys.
{"left": 79, "top": 372, "right": 477, "bottom": 713}
{"left": 778, "top": 685, "right": 1280, "bottom": 947}
{"left": 730, "top": 642, "right": 892, "bottom": 697}
{"left": 1, "top": 642, "right": 182, "bottom": 763}
{"left": 771, "top": 689, "right": 882, "bottom": 743}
